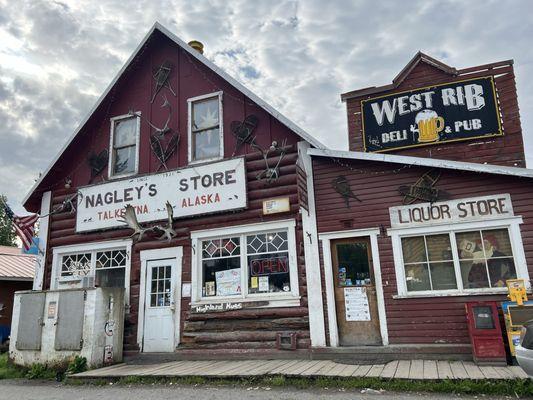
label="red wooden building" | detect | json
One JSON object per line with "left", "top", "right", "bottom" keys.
{"left": 23, "top": 23, "right": 327, "bottom": 356}
{"left": 308, "top": 52, "right": 533, "bottom": 358}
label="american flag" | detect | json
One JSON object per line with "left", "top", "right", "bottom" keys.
{"left": 3, "top": 203, "right": 39, "bottom": 251}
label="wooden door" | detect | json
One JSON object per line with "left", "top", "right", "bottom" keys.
{"left": 331, "top": 238, "right": 382, "bottom": 346}
{"left": 143, "top": 258, "right": 179, "bottom": 352}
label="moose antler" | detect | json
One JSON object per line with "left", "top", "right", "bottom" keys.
{"left": 154, "top": 201, "right": 177, "bottom": 242}
{"left": 118, "top": 205, "right": 155, "bottom": 242}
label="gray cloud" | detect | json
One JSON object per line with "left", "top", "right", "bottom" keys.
{"left": 1, "top": 0, "right": 533, "bottom": 215}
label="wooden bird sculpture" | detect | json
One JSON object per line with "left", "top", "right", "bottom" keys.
{"left": 331, "top": 175, "right": 361, "bottom": 207}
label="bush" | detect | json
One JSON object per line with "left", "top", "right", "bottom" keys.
{"left": 25, "top": 363, "right": 56, "bottom": 380}
{"left": 66, "top": 356, "right": 87, "bottom": 375}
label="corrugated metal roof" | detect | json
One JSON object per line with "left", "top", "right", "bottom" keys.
{"left": 0, "top": 246, "right": 35, "bottom": 280}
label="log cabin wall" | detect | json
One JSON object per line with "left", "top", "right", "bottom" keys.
{"left": 313, "top": 155, "right": 533, "bottom": 346}
{"left": 28, "top": 30, "right": 311, "bottom": 353}
{"left": 343, "top": 58, "right": 525, "bottom": 167}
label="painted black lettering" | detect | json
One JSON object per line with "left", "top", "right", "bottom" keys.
{"left": 85, "top": 195, "right": 94, "bottom": 208}
{"left": 124, "top": 188, "right": 133, "bottom": 202}
{"left": 148, "top": 184, "right": 157, "bottom": 197}
{"left": 201, "top": 174, "right": 212, "bottom": 187}
{"left": 498, "top": 198, "right": 508, "bottom": 214}
{"left": 457, "top": 202, "right": 467, "bottom": 218}
{"left": 104, "top": 192, "right": 113, "bottom": 204}
{"left": 441, "top": 204, "right": 451, "bottom": 219}
{"left": 213, "top": 172, "right": 224, "bottom": 186}
{"left": 225, "top": 169, "right": 236, "bottom": 184}
{"left": 135, "top": 186, "right": 143, "bottom": 199}
{"left": 179, "top": 178, "right": 188, "bottom": 192}
{"left": 191, "top": 176, "right": 201, "bottom": 190}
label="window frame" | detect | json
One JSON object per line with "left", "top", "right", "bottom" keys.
{"left": 190, "top": 219, "right": 300, "bottom": 307}
{"left": 108, "top": 112, "right": 141, "bottom": 179}
{"left": 187, "top": 91, "right": 224, "bottom": 164}
{"left": 389, "top": 216, "right": 529, "bottom": 298}
{"left": 51, "top": 239, "right": 133, "bottom": 306}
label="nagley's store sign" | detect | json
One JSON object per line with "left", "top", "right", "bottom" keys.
{"left": 389, "top": 194, "right": 513, "bottom": 229}
{"left": 76, "top": 157, "right": 247, "bottom": 232}
{"left": 361, "top": 76, "right": 503, "bottom": 152}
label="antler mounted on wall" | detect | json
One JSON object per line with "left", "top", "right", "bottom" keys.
{"left": 118, "top": 202, "right": 177, "bottom": 243}
{"left": 254, "top": 139, "right": 288, "bottom": 183}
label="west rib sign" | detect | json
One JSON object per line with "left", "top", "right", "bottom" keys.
{"left": 76, "top": 157, "right": 247, "bottom": 232}
{"left": 361, "top": 76, "right": 503, "bottom": 152}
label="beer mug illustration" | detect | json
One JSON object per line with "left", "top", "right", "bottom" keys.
{"left": 415, "top": 110, "right": 445, "bottom": 143}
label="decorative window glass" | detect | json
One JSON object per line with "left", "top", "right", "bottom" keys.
{"left": 397, "top": 227, "right": 519, "bottom": 295}
{"left": 61, "top": 253, "right": 92, "bottom": 278}
{"left": 95, "top": 249, "right": 127, "bottom": 288}
{"left": 57, "top": 247, "right": 128, "bottom": 289}
{"left": 109, "top": 114, "right": 139, "bottom": 177}
{"left": 201, "top": 237, "right": 241, "bottom": 297}
{"left": 189, "top": 93, "right": 223, "bottom": 162}
{"left": 195, "top": 223, "right": 298, "bottom": 302}
{"left": 247, "top": 231, "right": 290, "bottom": 294}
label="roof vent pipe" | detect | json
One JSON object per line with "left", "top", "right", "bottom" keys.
{"left": 188, "top": 40, "right": 204, "bottom": 54}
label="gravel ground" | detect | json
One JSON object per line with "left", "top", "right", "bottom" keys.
{"left": 0, "top": 379, "right": 514, "bottom": 400}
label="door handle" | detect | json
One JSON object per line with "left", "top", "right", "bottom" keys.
{"left": 170, "top": 301, "right": 176, "bottom": 311}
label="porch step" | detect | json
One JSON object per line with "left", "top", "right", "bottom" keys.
{"left": 124, "top": 344, "right": 472, "bottom": 365}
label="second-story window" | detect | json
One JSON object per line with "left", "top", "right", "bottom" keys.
{"left": 188, "top": 92, "right": 223, "bottom": 163}
{"left": 109, "top": 113, "right": 140, "bottom": 178}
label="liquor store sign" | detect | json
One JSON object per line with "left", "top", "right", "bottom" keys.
{"left": 361, "top": 77, "right": 502, "bottom": 152}
{"left": 76, "top": 157, "right": 246, "bottom": 232}
{"left": 389, "top": 194, "right": 513, "bottom": 229}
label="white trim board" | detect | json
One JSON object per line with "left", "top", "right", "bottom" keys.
{"left": 33, "top": 191, "right": 51, "bottom": 290}
{"left": 297, "top": 141, "right": 326, "bottom": 347}
{"left": 23, "top": 22, "right": 324, "bottom": 206}
{"left": 308, "top": 148, "right": 533, "bottom": 179}
{"left": 138, "top": 247, "right": 183, "bottom": 352}
{"left": 319, "top": 228, "right": 389, "bottom": 347}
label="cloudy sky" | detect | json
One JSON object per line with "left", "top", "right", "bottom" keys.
{"left": 1, "top": 0, "right": 533, "bottom": 214}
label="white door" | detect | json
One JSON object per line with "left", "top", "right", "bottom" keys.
{"left": 143, "top": 258, "right": 179, "bottom": 352}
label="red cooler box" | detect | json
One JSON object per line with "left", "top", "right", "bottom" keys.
{"left": 465, "top": 301, "right": 506, "bottom": 365}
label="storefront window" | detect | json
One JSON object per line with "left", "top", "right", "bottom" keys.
{"left": 53, "top": 240, "right": 132, "bottom": 304}
{"left": 398, "top": 227, "right": 518, "bottom": 294}
{"left": 457, "top": 228, "right": 516, "bottom": 289}
{"left": 401, "top": 234, "right": 457, "bottom": 292}
{"left": 201, "top": 238, "right": 241, "bottom": 297}
{"left": 247, "top": 232, "right": 290, "bottom": 294}
{"left": 194, "top": 221, "right": 298, "bottom": 302}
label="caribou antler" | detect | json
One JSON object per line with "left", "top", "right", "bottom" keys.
{"left": 254, "top": 138, "right": 288, "bottom": 183}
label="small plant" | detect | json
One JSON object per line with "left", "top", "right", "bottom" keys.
{"left": 25, "top": 363, "right": 56, "bottom": 380}
{"left": 66, "top": 356, "right": 87, "bottom": 375}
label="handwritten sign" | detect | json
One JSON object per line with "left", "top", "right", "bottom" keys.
{"left": 215, "top": 268, "right": 241, "bottom": 296}
{"left": 390, "top": 194, "right": 513, "bottom": 228}
{"left": 76, "top": 157, "right": 246, "bottom": 232}
{"left": 344, "top": 287, "right": 370, "bottom": 321}
{"left": 362, "top": 77, "right": 502, "bottom": 152}
{"left": 191, "top": 301, "right": 269, "bottom": 314}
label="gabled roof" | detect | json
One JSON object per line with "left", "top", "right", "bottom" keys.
{"left": 24, "top": 22, "right": 325, "bottom": 207}
{"left": 340, "top": 51, "right": 458, "bottom": 101}
{"left": 0, "top": 246, "right": 34, "bottom": 281}
{"left": 308, "top": 148, "right": 533, "bottom": 179}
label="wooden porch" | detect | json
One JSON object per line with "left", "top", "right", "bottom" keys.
{"left": 72, "top": 359, "right": 529, "bottom": 380}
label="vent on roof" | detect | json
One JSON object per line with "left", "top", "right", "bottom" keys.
{"left": 188, "top": 40, "right": 204, "bottom": 54}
